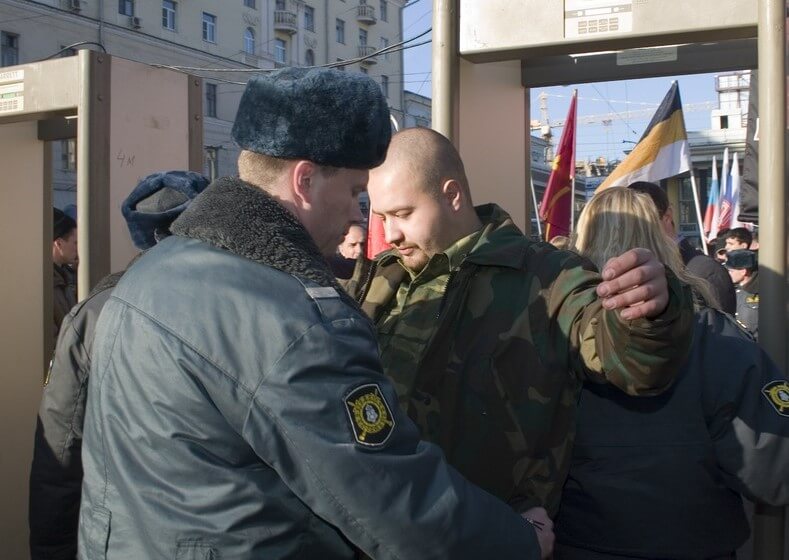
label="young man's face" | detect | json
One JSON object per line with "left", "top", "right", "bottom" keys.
{"left": 725, "top": 237, "right": 749, "bottom": 252}
{"left": 367, "top": 165, "right": 455, "bottom": 273}
{"left": 339, "top": 225, "right": 366, "bottom": 260}
{"left": 307, "top": 167, "right": 367, "bottom": 257}
{"left": 53, "top": 229, "right": 79, "bottom": 267}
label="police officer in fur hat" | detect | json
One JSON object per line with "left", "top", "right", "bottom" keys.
{"left": 726, "top": 249, "right": 759, "bottom": 340}
{"left": 78, "top": 68, "right": 547, "bottom": 560}
{"left": 30, "top": 171, "right": 209, "bottom": 560}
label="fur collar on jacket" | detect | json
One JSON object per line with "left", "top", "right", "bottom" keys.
{"left": 170, "top": 176, "right": 339, "bottom": 288}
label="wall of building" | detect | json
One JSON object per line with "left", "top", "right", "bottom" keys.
{"left": 0, "top": 0, "right": 405, "bottom": 194}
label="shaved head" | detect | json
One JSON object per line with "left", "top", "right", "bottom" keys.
{"left": 367, "top": 128, "right": 481, "bottom": 272}
{"left": 385, "top": 128, "right": 471, "bottom": 199}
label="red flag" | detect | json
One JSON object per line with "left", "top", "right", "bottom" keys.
{"left": 539, "top": 91, "right": 577, "bottom": 240}
{"left": 365, "top": 212, "right": 389, "bottom": 259}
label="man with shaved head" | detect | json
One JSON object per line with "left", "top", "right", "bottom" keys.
{"left": 358, "top": 127, "right": 694, "bottom": 520}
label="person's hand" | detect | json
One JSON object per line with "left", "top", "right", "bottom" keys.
{"left": 596, "top": 248, "right": 669, "bottom": 321}
{"left": 522, "top": 507, "right": 554, "bottom": 559}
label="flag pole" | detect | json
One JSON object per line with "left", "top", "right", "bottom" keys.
{"left": 689, "top": 172, "right": 708, "bottom": 255}
{"left": 530, "top": 173, "right": 543, "bottom": 240}
{"left": 569, "top": 89, "right": 578, "bottom": 234}
{"left": 570, "top": 175, "right": 576, "bottom": 234}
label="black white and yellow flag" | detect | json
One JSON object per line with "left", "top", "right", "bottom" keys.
{"left": 599, "top": 82, "right": 690, "bottom": 189}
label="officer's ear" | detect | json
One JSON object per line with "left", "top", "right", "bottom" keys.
{"left": 292, "top": 160, "right": 318, "bottom": 208}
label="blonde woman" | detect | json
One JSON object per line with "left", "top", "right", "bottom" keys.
{"left": 554, "top": 187, "right": 789, "bottom": 560}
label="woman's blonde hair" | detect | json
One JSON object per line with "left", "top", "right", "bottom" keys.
{"left": 573, "top": 187, "right": 720, "bottom": 310}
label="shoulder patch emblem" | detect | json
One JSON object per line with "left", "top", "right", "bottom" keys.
{"left": 746, "top": 294, "right": 759, "bottom": 305}
{"left": 762, "top": 380, "right": 789, "bottom": 417}
{"left": 344, "top": 383, "right": 395, "bottom": 447}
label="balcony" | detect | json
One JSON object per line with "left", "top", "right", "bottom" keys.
{"left": 357, "top": 4, "right": 376, "bottom": 25}
{"left": 358, "top": 45, "right": 377, "bottom": 65}
{"left": 274, "top": 10, "right": 298, "bottom": 34}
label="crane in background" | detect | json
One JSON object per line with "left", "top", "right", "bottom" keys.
{"left": 532, "top": 91, "right": 717, "bottom": 161}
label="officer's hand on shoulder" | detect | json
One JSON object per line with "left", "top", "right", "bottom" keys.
{"left": 522, "top": 507, "right": 555, "bottom": 559}
{"left": 596, "top": 248, "right": 669, "bottom": 320}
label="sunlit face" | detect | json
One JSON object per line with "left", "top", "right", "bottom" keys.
{"left": 305, "top": 167, "right": 367, "bottom": 257}
{"left": 367, "top": 165, "right": 454, "bottom": 273}
{"left": 53, "top": 229, "right": 79, "bottom": 267}
{"left": 339, "top": 224, "right": 366, "bottom": 259}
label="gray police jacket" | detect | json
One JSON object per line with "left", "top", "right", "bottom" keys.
{"left": 31, "top": 271, "right": 122, "bottom": 560}
{"left": 78, "top": 177, "right": 539, "bottom": 560}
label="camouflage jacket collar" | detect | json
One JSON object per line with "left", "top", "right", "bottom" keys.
{"left": 376, "top": 203, "right": 528, "bottom": 272}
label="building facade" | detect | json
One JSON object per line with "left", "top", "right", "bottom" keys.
{"left": 0, "top": 0, "right": 405, "bottom": 208}
{"left": 403, "top": 89, "right": 431, "bottom": 128}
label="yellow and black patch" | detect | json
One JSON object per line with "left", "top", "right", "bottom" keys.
{"left": 746, "top": 294, "right": 759, "bottom": 305}
{"left": 762, "top": 380, "right": 789, "bottom": 417}
{"left": 344, "top": 383, "right": 395, "bottom": 447}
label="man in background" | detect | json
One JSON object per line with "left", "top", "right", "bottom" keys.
{"left": 52, "top": 208, "right": 78, "bottom": 338}
{"left": 726, "top": 248, "right": 759, "bottom": 340}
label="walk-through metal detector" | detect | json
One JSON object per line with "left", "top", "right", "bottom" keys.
{"left": 435, "top": 0, "right": 788, "bottom": 557}
{"left": 0, "top": 50, "right": 202, "bottom": 559}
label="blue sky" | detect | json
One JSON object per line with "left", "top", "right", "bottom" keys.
{"left": 402, "top": 1, "right": 727, "bottom": 161}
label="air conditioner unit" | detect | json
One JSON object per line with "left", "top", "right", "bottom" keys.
{"left": 129, "top": 16, "right": 142, "bottom": 29}
{"left": 68, "top": 0, "right": 82, "bottom": 11}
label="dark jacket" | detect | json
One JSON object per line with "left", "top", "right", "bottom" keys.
{"left": 30, "top": 272, "right": 123, "bottom": 560}
{"left": 53, "top": 264, "right": 77, "bottom": 339}
{"left": 678, "top": 237, "right": 736, "bottom": 314}
{"left": 78, "top": 177, "right": 540, "bottom": 560}
{"left": 556, "top": 307, "right": 789, "bottom": 559}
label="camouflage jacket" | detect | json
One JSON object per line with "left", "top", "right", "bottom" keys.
{"left": 357, "top": 204, "right": 693, "bottom": 516}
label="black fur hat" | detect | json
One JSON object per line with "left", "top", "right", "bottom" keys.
{"left": 724, "top": 249, "right": 758, "bottom": 271}
{"left": 231, "top": 67, "right": 391, "bottom": 169}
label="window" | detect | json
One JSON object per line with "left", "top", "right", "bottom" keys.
{"left": 244, "top": 0, "right": 256, "bottom": 8}
{"left": 162, "top": 0, "right": 176, "bottom": 30}
{"left": 380, "top": 0, "right": 388, "bottom": 22}
{"left": 244, "top": 27, "right": 255, "bottom": 54}
{"left": 305, "top": 49, "right": 314, "bottom": 66}
{"left": 359, "top": 28, "right": 367, "bottom": 46}
{"left": 336, "top": 18, "right": 345, "bottom": 44}
{"left": 304, "top": 5, "right": 315, "bottom": 31}
{"left": 205, "top": 83, "right": 217, "bottom": 118}
{"left": 274, "top": 38, "right": 287, "bottom": 64}
{"left": 381, "top": 75, "right": 389, "bottom": 98}
{"left": 380, "top": 37, "right": 389, "bottom": 59}
{"left": 1, "top": 32, "right": 18, "bottom": 67}
{"left": 61, "top": 139, "right": 76, "bottom": 171}
{"left": 336, "top": 58, "right": 345, "bottom": 70}
{"left": 719, "top": 91, "right": 738, "bottom": 112}
{"left": 275, "top": 0, "right": 286, "bottom": 9}
{"left": 202, "top": 13, "right": 216, "bottom": 43}
{"left": 118, "top": 0, "right": 134, "bottom": 16}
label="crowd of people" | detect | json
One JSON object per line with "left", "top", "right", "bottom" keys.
{"left": 33, "top": 67, "right": 786, "bottom": 560}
